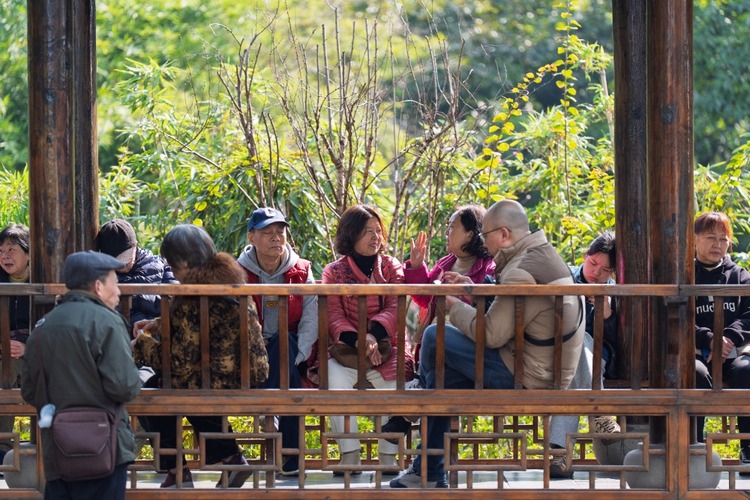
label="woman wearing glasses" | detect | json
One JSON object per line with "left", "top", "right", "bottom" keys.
{"left": 383, "top": 205, "right": 495, "bottom": 437}
{"left": 405, "top": 205, "right": 495, "bottom": 357}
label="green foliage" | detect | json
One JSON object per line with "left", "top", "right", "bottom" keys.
{"left": 704, "top": 416, "right": 741, "bottom": 459}
{"left": 2, "top": 0, "right": 750, "bottom": 262}
{"left": 483, "top": 1, "right": 615, "bottom": 262}
{"left": 0, "top": 0, "right": 28, "bottom": 172}
{"left": 0, "top": 165, "right": 28, "bottom": 225}
{"left": 694, "top": 135, "right": 750, "bottom": 252}
{"left": 693, "top": 1, "right": 750, "bottom": 165}
{"left": 96, "top": 3, "right": 491, "bottom": 272}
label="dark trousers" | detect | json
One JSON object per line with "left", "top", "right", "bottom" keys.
{"left": 141, "top": 414, "right": 240, "bottom": 471}
{"left": 412, "top": 325, "right": 515, "bottom": 480}
{"left": 261, "top": 332, "right": 302, "bottom": 458}
{"left": 44, "top": 463, "right": 128, "bottom": 500}
{"left": 696, "top": 355, "right": 750, "bottom": 448}
{"left": 139, "top": 375, "right": 239, "bottom": 471}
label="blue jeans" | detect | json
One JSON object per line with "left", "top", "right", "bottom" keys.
{"left": 261, "top": 332, "right": 301, "bottom": 455}
{"left": 412, "top": 324, "right": 514, "bottom": 480}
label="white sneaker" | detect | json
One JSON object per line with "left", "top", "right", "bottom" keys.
{"left": 593, "top": 416, "right": 621, "bottom": 434}
{"left": 405, "top": 378, "right": 423, "bottom": 390}
{"left": 389, "top": 465, "right": 447, "bottom": 488}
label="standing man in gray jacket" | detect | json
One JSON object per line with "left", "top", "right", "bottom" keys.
{"left": 22, "top": 251, "right": 142, "bottom": 500}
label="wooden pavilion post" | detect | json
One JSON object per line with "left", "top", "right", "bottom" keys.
{"left": 72, "top": 0, "right": 100, "bottom": 250}
{"left": 612, "top": 0, "right": 649, "bottom": 387}
{"left": 615, "top": 3, "right": 703, "bottom": 490}
{"left": 28, "top": 0, "right": 75, "bottom": 288}
{"left": 646, "top": 0, "right": 695, "bottom": 444}
{"left": 27, "top": 0, "right": 98, "bottom": 294}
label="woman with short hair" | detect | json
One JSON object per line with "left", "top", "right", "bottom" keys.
{"left": 693, "top": 212, "right": 750, "bottom": 472}
{"left": 323, "top": 205, "right": 412, "bottom": 474}
{"left": 0, "top": 223, "right": 31, "bottom": 460}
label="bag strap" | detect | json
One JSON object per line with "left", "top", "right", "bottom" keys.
{"left": 36, "top": 330, "right": 122, "bottom": 420}
{"left": 522, "top": 296, "right": 585, "bottom": 347}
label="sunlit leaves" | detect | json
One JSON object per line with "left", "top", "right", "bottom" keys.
{"left": 481, "top": 0, "right": 616, "bottom": 262}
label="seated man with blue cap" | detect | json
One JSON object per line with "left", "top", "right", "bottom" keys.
{"left": 237, "top": 207, "right": 319, "bottom": 477}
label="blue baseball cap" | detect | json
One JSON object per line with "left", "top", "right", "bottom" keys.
{"left": 247, "top": 207, "right": 290, "bottom": 232}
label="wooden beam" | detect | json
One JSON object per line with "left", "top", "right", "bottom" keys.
{"left": 28, "top": 0, "right": 98, "bottom": 306}
{"left": 27, "top": 0, "right": 75, "bottom": 288}
{"left": 72, "top": 0, "right": 99, "bottom": 249}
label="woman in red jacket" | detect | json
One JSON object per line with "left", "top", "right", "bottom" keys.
{"left": 322, "top": 204, "right": 411, "bottom": 475}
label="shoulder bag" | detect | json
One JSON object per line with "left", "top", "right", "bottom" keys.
{"left": 37, "top": 348, "right": 120, "bottom": 481}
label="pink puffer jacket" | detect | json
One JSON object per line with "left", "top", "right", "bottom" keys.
{"left": 322, "top": 254, "right": 409, "bottom": 381}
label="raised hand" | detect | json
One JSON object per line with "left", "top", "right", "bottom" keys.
{"left": 409, "top": 231, "right": 427, "bottom": 269}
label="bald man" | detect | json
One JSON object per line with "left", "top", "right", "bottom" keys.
{"left": 391, "top": 200, "right": 585, "bottom": 489}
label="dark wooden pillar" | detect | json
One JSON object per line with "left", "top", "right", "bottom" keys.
{"left": 647, "top": 0, "right": 695, "bottom": 444}
{"left": 27, "top": 0, "right": 98, "bottom": 292}
{"left": 72, "top": 0, "right": 99, "bottom": 250}
{"left": 612, "top": 0, "right": 649, "bottom": 387}
{"left": 28, "top": 0, "right": 75, "bottom": 287}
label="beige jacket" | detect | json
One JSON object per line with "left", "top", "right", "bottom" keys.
{"left": 449, "top": 230, "right": 584, "bottom": 389}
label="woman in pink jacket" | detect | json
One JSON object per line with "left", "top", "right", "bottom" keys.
{"left": 322, "top": 204, "right": 410, "bottom": 475}
{"left": 383, "top": 204, "right": 496, "bottom": 438}
{"left": 405, "top": 204, "right": 496, "bottom": 353}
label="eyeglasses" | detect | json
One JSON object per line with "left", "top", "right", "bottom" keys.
{"left": 479, "top": 226, "right": 508, "bottom": 241}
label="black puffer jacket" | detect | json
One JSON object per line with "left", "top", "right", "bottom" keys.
{"left": 117, "top": 247, "right": 177, "bottom": 326}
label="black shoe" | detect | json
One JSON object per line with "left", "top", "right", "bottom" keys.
{"left": 550, "top": 454, "right": 573, "bottom": 479}
{"left": 161, "top": 467, "right": 194, "bottom": 488}
{"left": 280, "top": 458, "right": 300, "bottom": 477}
{"left": 382, "top": 416, "right": 413, "bottom": 444}
{"left": 215, "top": 453, "right": 251, "bottom": 488}
{"left": 739, "top": 447, "right": 750, "bottom": 476}
{"left": 389, "top": 465, "right": 448, "bottom": 488}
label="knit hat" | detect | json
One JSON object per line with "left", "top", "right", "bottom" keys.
{"left": 94, "top": 219, "right": 137, "bottom": 265}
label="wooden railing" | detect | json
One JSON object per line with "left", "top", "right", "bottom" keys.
{"left": 1, "top": 282, "right": 749, "bottom": 499}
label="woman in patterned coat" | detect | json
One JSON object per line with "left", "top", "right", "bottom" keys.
{"left": 132, "top": 224, "right": 268, "bottom": 489}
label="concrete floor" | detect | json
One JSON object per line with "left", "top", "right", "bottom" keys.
{"left": 117, "top": 468, "right": 750, "bottom": 491}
